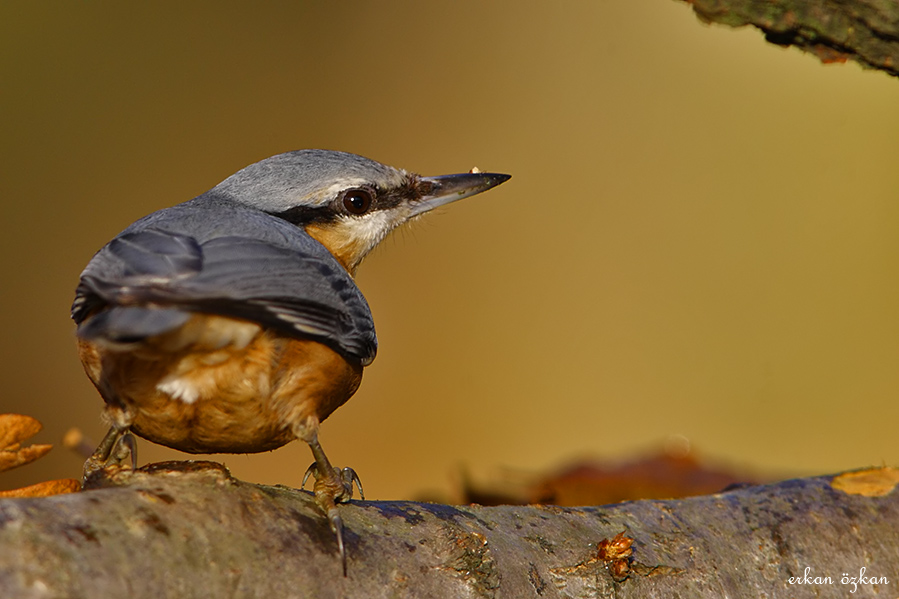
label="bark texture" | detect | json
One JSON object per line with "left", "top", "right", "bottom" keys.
{"left": 0, "top": 461, "right": 896, "bottom": 598}
{"left": 680, "top": 0, "right": 899, "bottom": 77}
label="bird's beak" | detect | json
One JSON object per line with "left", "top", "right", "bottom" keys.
{"left": 410, "top": 172, "right": 511, "bottom": 216}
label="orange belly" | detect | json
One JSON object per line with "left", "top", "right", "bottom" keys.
{"left": 77, "top": 314, "right": 363, "bottom": 454}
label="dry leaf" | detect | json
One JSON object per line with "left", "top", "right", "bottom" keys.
{"left": 0, "top": 443, "right": 53, "bottom": 473}
{"left": 0, "top": 414, "right": 42, "bottom": 451}
{"left": 831, "top": 467, "right": 899, "bottom": 497}
{"left": 0, "top": 414, "right": 55, "bottom": 473}
{"left": 0, "top": 413, "right": 82, "bottom": 497}
{"left": 0, "top": 478, "right": 81, "bottom": 498}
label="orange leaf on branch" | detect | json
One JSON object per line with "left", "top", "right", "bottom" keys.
{"left": 0, "top": 413, "right": 80, "bottom": 497}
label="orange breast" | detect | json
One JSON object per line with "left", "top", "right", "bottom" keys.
{"left": 77, "top": 314, "right": 363, "bottom": 454}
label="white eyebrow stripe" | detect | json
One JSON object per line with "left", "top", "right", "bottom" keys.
{"left": 300, "top": 179, "right": 372, "bottom": 206}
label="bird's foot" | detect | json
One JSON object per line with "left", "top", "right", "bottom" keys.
{"left": 302, "top": 463, "right": 364, "bottom": 576}
{"left": 302, "top": 463, "right": 364, "bottom": 503}
{"left": 82, "top": 427, "right": 137, "bottom": 484}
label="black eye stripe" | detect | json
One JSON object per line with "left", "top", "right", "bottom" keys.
{"left": 269, "top": 181, "right": 411, "bottom": 226}
{"left": 270, "top": 204, "right": 334, "bottom": 226}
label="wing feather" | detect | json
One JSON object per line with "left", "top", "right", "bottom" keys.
{"left": 73, "top": 217, "right": 377, "bottom": 364}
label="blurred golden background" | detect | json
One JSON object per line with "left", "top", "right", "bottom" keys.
{"left": 2, "top": 1, "right": 897, "bottom": 501}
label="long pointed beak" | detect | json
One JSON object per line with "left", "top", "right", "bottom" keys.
{"left": 410, "top": 172, "right": 511, "bottom": 216}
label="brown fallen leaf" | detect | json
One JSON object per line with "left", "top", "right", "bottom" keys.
{"left": 0, "top": 478, "right": 81, "bottom": 498}
{"left": 0, "top": 443, "right": 53, "bottom": 473}
{"left": 831, "top": 467, "right": 899, "bottom": 498}
{"left": 0, "top": 414, "right": 54, "bottom": 473}
{"left": 0, "top": 413, "right": 83, "bottom": 498}
{"left": 0, "top": 414, "right": 42, "bottom": 451}
{"left": 460, "top": 438, "right": 766, "bottom": 506}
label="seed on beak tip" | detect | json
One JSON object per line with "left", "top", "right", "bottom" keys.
{"left": 469, "top": 166, "right": 481, "bottom": 174}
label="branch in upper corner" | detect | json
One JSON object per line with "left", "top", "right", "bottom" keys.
{"left": 678, "top": 0, "right": 899, "bottom": 78}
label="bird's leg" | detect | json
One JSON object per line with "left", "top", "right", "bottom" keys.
{"left": 82, "top": 426, "right": 120, "bottom": 480}
{"left": 82, "top": 406, "right": 138, "bottom": 484}
{"left": 302, "top": 454, "right": 364, "bottom": 502}
{"left": 82, "top": 425, "right": 137, "bottom": 482}
{"left": 300, "top": 432, "right": 363, "bottom": 576}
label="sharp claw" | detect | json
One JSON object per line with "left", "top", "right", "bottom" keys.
{"left": 302, "top": 462, "right": 318, "bottom": 490}
{"left": 116, "top": 432, "right": 138, "bottom": 470}
{"left": 327, "top": 506, "right": 348, "bottom": 577}
{"left": 343, "top": 467, "right": 364, "bottom": 501}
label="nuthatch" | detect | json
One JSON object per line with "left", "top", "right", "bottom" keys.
{"left": 72, "top": 149, "right": 510, "bottom": 573}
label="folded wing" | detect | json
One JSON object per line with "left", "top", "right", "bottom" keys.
{"left": 72, "top": 226, "right": 377, "bottom": 365}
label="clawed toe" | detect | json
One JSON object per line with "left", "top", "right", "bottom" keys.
{"left": 113, "top": 431, "right": 138, "bottom": 470}
{"left": 344, "top": 467, "right": 364, "bottom": 500}
{"left": 301, "top": 462, "right": 317, "bottom": 489}
{"left": 302, "top": 463, "right": 363, "bottom": 503}
{"left": 82, "top": 427, "right": 137, "bottom": 483}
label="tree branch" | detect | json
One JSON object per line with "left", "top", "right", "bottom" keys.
{"left": 678, "top": 0, "right": 899, "bottom": 77}
{"left": 0, "top": 461, "right": 896, "bottom": 597}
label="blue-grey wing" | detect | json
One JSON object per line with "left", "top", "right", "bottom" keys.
{"left": 73, "top": 227, "right": 377, "bottom": 364}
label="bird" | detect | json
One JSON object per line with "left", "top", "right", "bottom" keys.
{"left": 71, "top": 149, "right": 510, "bottom": 573}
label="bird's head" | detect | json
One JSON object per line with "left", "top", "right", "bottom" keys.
{"left": 212, "top": 149, "right": 510, "bottom": 274}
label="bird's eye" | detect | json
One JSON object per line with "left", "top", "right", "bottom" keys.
{"left": 341, "top": 188, "right": 373, "bottom": 215}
